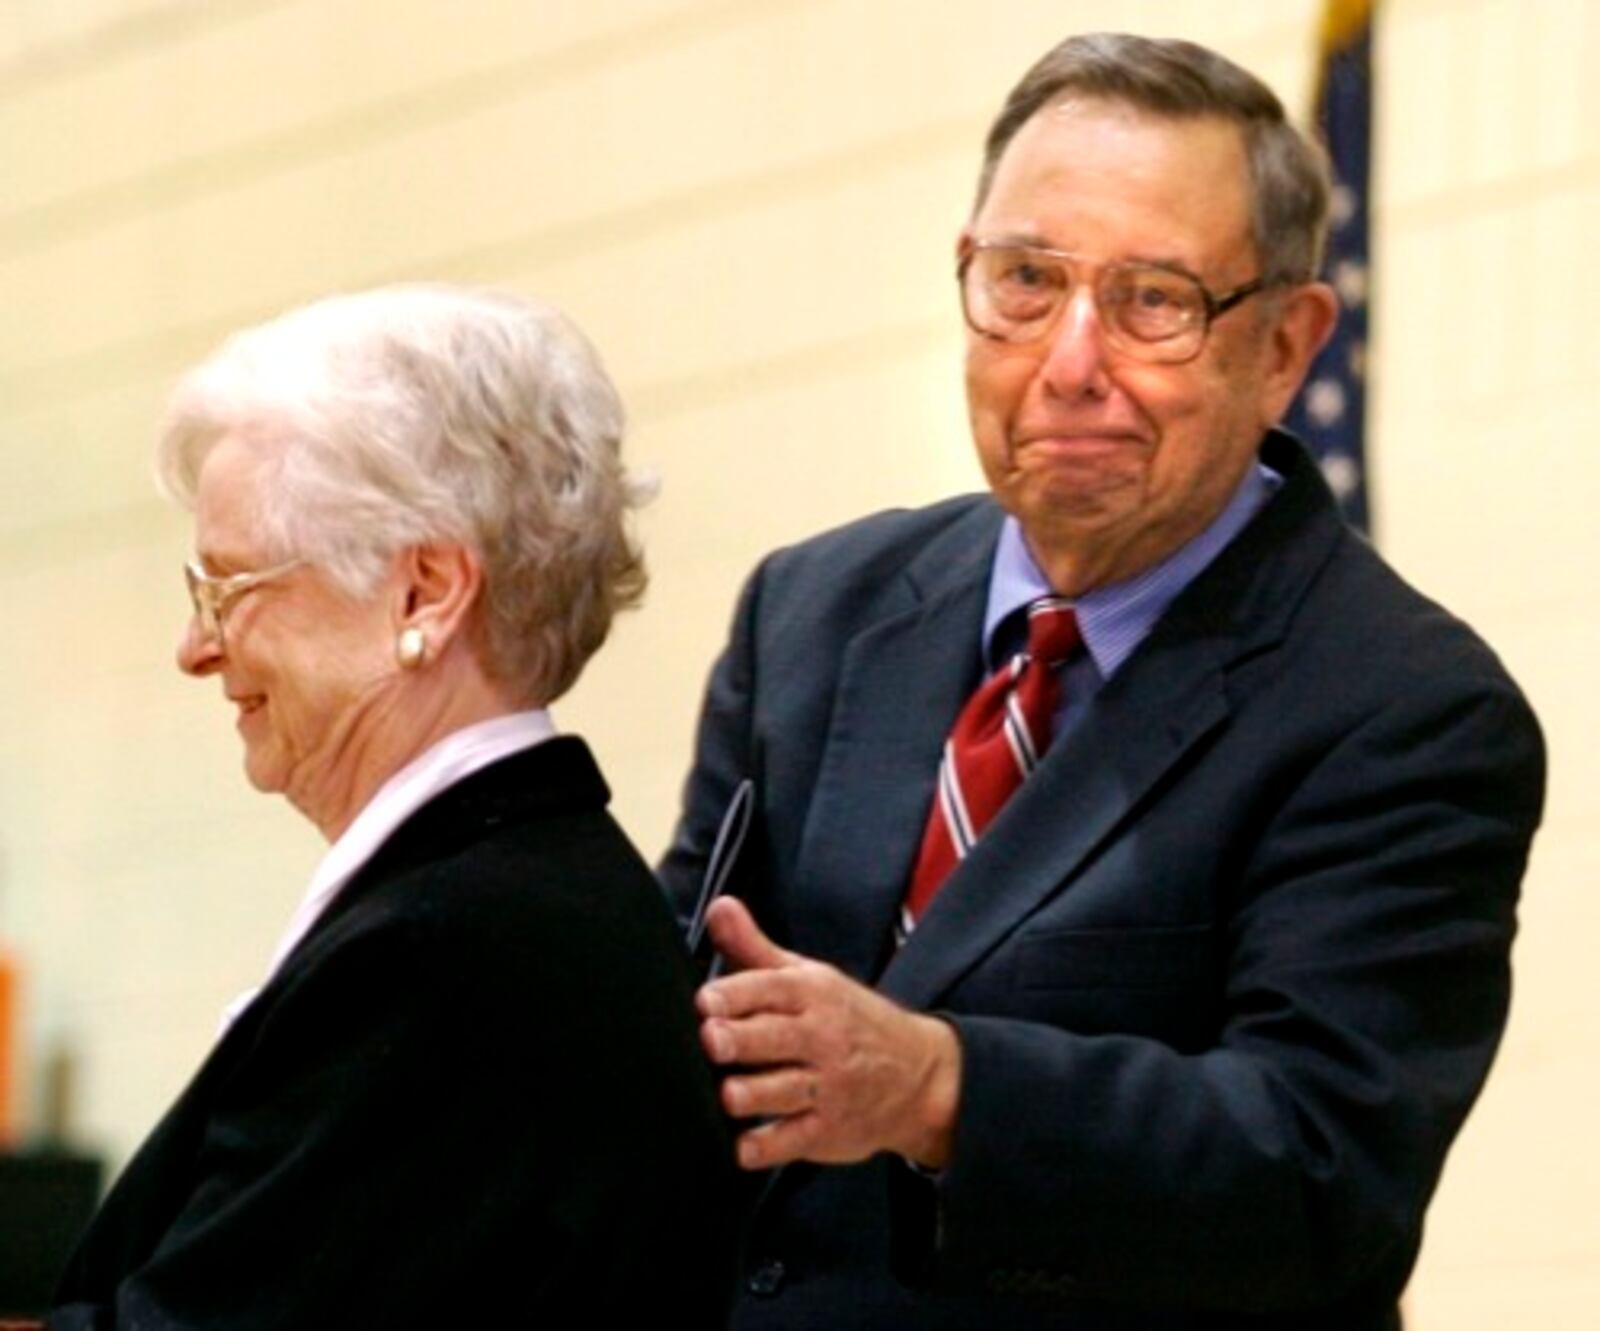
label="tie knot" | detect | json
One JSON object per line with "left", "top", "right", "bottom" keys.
{"left": 1024, "top": 597, "right": 1080, "bottom": 666}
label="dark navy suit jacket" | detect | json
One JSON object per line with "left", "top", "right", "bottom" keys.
{"left": 54, "top": 738, "right": 741, "bottom": 1330}
{"left": 661, "top": 432, "right": 1544, "bottom": 1330}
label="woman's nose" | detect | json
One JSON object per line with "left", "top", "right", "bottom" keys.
{"left": 176, "top": 612, "right": 223, "bottom": 676}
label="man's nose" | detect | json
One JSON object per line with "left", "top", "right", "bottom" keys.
{"left": 1037, "top": 288, "right": 1115, "bottom": 400}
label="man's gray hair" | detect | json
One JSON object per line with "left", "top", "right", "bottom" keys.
{"left": 158, "top": 284, "right": 651, "bottom": 705}
{"left": 975, "top": 32, "right": 1331, "bottom": 285}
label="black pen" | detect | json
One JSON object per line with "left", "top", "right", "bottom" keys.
{"left": 685, "top": 778, "right": 754, "bottom": 980}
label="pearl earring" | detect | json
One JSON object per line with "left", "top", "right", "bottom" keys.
{"left": 396, "top": 626, "right": 426, "bottom": 669}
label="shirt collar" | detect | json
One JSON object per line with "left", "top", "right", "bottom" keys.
{"left": 983, "top": 461, "right": 1282, "bottom": 679}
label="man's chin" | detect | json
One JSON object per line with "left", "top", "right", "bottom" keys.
{"left": 1006, "top": 487, "right": 1159, "bottom": 594}
{"left": 1010, "top": 473, "right": 1141, "bottom": 538}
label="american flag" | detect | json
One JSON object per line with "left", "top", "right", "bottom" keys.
{"left": 1285, "top": 0, "right": 1375, "bottom": 532}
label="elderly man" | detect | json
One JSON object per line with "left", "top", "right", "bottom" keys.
{"left": 661, "top": 32, "right": 1544, "bottom": 1331}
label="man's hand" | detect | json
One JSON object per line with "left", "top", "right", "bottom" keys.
{"left": 697, "top": 896, "right": 962, "bottom": 1171}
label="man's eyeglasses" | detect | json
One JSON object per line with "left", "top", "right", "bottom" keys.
{"left": 958, "top": 241, "right": 1269, "bottom": 365}
{"left": 184, "top": 558, "right": 304, "bottom": 650}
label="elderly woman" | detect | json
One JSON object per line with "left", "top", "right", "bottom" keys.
{"left": 47, "top": 287, "right": 739, "bottom": 1329}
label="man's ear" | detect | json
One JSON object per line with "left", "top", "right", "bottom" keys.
{"left": 391, "top": 541, "right": 484, "bottom": 654}
{"left": 1259, "top": 280, "right": 1339, "bottom": 429}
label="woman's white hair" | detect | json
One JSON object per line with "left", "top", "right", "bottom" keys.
{"left": 158, "top": 284, "right": 652, "bottom": 704}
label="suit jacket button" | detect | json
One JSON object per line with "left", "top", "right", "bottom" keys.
{"left": 747, "top": 1257, "right": 787, "bottom": 1297}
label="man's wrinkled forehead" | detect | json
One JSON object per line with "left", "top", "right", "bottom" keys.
{"left": 974, "top": 93, "right": 1249, "bottom": 217}
{"left": 972, "top": 101, "right": 1257, "bottom": 267}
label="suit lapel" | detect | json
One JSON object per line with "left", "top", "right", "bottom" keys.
{"left": 880, "top": 433, "right": 1348, "bottom": 1008}
{"left": 786, "top": 503, "right": 1002, "bottom": 981}
{"left": 879, "top": 631, "right": 1232, "bottom": 1008}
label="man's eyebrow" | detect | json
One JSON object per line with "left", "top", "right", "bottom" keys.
{"left": 973, "top": 235, "right": 1207, "bottom": 282}
{"left": 1122, "top": 254, "right": 1205, "bottom": 280}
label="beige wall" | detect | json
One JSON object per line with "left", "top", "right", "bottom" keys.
{"left": 0, "top": 0, "right": 1593, "bottom": 1323}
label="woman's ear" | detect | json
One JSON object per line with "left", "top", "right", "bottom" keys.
{"left": 391, "top": 541, "right": 484, "bottom": 661}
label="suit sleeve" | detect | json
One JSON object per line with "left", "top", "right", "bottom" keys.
{"left": 905, "top": 675, "right": 1544, "bottom": 1313}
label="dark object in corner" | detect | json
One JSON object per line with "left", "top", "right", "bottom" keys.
{"left": 0, "top": 1151, "right": 102, "bottom": 1318}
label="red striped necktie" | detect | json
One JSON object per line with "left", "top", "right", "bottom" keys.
{"left": 901, "top": 597, "right": 1081, "bottom": 936}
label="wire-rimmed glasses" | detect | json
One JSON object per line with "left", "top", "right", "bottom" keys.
{"left": 184, "top": 557, "right": 304, "bottom": 651}
{"left": 959, "top": 240, "right": 1269, "bottom": 364}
